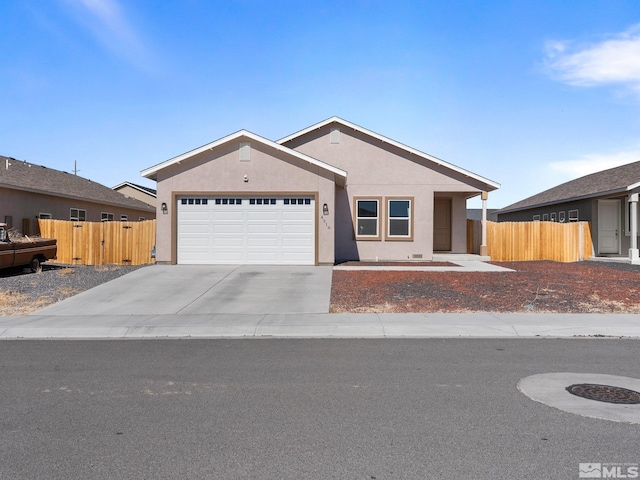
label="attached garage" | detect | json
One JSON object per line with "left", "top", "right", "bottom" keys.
{"left": 177, "top": 195, "right": 315, "bottom": 265}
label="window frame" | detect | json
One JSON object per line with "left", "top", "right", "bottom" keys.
{"left": 568, "top": 209, "right": 579, "bottom": 222}
{"left": 354, "top": 197, "right": 382, "bottom": 241}
{"left": 70, "top": 208, "right": 86, "bottom": 222}
{"left": 101, "top": 212, "right": 114, "bottom": 222}
{"left": 385, "top": 197, "right": 414, "bottom": 241}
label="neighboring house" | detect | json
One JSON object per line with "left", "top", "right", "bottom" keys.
{"left": 497, "top": 160, "right": 640, "bottom": 261}
{"left": 467, "top": 209, "right": 498, "bottom": 222}
{"left": 1, "top": 155, "right": 156, "bottom": 235}
{"left": 141, "top": 117, "right": 499, "bottom": 265}
{"left": 113, "top": 181, "right": 157, "bottom": 207}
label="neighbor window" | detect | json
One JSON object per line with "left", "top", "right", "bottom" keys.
{"left": 550, "top": 213, "right": 556, "bottom": 222}
{"left": 558, "top": 211, "right": 566, "bottom": 223}
{"left": 568, "top": 210, "right": 579, "bottom": 222}
{"left": 38, "top": 213, "right": 51, "bottom": 219}
{"left": 533, "top": 215, "right": 540, "bottom": 221}
{"left": 70, "top": 208, "right": 86, "bottom": 221}
{"left": 542, "top": 214, "right": 549, "bottom": 221}
{"left": 354, "top": 197, "right": 381, "bottom": 240}
{"left": 120, "top": 215, "right": 128, "bottom": 221}
{"left": 386, "top": 197, "right": 413, "bottom": 240}
{"left": 101, "top": 212, "right": 114, "bottom": 221}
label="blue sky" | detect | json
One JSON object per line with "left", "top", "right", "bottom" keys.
{"left": 2, "top": 1, "right": 640, "bottom": 208}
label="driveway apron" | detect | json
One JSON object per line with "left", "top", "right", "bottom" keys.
{"left": 33, "top": 265, "right": 334, "bottom": 316}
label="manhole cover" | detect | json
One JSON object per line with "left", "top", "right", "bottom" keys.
{"left": 565, "top": 384, "right": 640, "bottom": 405}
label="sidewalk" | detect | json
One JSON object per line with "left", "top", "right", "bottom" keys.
{"left": 1, "top": 312, "right": 639, "bottom": 339}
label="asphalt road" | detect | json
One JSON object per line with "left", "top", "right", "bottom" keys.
{"left": 1, "top": 339, "right": 639, "bottom": 480}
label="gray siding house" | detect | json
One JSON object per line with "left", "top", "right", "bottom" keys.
{"left": 142, "top": 117, "right": 500, "bottom": 265}
{"left": 497, "top": 160, "right": 640, "bottom": 261}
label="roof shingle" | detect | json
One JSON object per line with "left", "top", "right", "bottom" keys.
{"left": 499, "top": 160, "right": 640, "bottom": 213}
{"left": 0, "top": 155, "right": 155, "bottom": 212}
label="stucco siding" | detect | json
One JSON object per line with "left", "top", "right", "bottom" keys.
{"left": 284, "top": 124, "right": 484, "bottom": 260}
{"left": 0, "top": 187, "right": 155, "bottom": 235}
{"left": 154, "top": 137, "right": 336, "bottom": 264}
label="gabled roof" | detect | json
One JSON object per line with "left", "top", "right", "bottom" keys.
{"left": 278, "top": 116, "right": 500, "bottom": 191}
{"left": 0, "top": 155, "right": 155, "bottom": 212}
{"left": 141, "top": 130, "right": 348, "bottom": 182}
{"left": 113, "top": 181, "right": 157, "bottom": 197}
{"left": 499, "top": 160, "right": 640, "bottom": 214}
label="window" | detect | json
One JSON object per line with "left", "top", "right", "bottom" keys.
{"left": 550, "top": 213, "right": 556, "bottom": 222}
{"left": 70, "top": 208, "right": 86, "bottom": 221}
{"left": 101, "top": 212, "right": 114, "bottom": 221}
{"left": 354, "top": 197, "right": 381, "bottom": 240}
{"left": 38, "top": 213, "right": 52, "bottom": 219}
{"left": 542, "top": 214, "right": 549, "bottom": 221}
{"left": 568, "top": 209, "right": 579, "bottom": 222}
{"left": 138, "top": 217, "right": 146, "bottom": 221}
{"left": 533, "top": 215, "right": 540, "bottom": 221}
{"left": 558, "top": 211, "right": 566, "bottom": 223}
{"left": 120, "top": 215, "right": 128, "bottom": 221}
{"left": 386, "top": 198, "right": 413, "bottom": 240}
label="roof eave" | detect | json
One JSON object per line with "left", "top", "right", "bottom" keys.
{"left": 277, "top": 116, "right": 499, "bottom": 191}
{"left": 141, "top": 129, "right": 347, "bottom": 181}
{"left": 498, "top": 187, "right": 630, "bottom": 214}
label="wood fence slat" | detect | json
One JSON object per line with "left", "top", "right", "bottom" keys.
{"left": 37, "top": 219, "right": 156, "bottom": 266}
{"left": 482, "top": 220, "right": 592, "bottom": 262}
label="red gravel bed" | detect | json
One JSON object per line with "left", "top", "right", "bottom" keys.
{"left": 330, "top": 261, "right": 640, "bottom": 313}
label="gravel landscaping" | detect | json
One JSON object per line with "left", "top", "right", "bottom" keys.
{"left": 3, "top": 260, "right": 640, "bottom": 316}
{"left": 0, "top": 264, "right": 143, "bottom": 316}
{"left": 330, "top": 261, "right": 640, "bottom": 314}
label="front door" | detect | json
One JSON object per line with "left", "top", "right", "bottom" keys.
{"left": 433, "top": 198, "right": 452, "bottom": 251}
{"left": 598, "top": 200, "right": 620, "bottom": 255}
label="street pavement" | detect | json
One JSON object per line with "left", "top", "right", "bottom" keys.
{"left": 1, "top": 338, "right": 638, "bottom": 480}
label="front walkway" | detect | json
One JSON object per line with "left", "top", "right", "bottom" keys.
{"left": 334, "top": 254, "right": 513, "bottom": 272}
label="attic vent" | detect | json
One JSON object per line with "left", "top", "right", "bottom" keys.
{"left": 239, "top": 142, "right": 251, "bottom": 161}
{"left": 330, "top": 127, "right": 340, "bottom": 144}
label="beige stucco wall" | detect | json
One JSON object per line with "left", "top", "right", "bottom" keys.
{"left": 154, "top": 136, "right": 336, "bottom": 264}
{"left": 283, "top": 124, "right": 488, "bottom": 261}
{"left": 0, "top": 187, "right": 155, "bottom": 236}
{"left": 115, "top": 185, "right": 157, "bottom": 207}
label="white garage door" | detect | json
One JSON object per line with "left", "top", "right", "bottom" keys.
{"left": 177, "top": 196, "right": 315, "bottom": 265}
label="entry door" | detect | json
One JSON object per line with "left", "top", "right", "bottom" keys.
{"left": 433, "top": 198, "right": 452, "bottom": 251}
{"left": 598, "top": 200, "right": 620, "bottom": 255}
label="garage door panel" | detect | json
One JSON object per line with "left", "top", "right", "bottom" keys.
{"left": 178, "top": 195, "right": 315, "bottom": 265}
{"left": 248, "top": 211, "right": 278, "bottom": 221}
{"left": 180, "top": 211, "right": 210, "bottom": 221}
{"left": 212, "top": 224, "right": 244, "bottom": 234}
{"left": 247, "top": 224, "right": 278, "bottom": 234}
{"left": 212, "top": 237, "right": 244, "bottom": 247}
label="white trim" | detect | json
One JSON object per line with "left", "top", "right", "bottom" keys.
{"left": 141, "top": 130, "right": 347, "bottom": 181}
{"left": 277, "top": 116, "right": 500, "bottom": 190}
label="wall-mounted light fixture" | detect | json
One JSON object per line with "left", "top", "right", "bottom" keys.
{"left": 161, "top": 202, "right": 168, "bottom": 214}
{"left": 323, "top": 203, "right": 329, "bottom": 215}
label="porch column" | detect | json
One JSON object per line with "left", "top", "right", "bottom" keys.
{"left": 630, "top": 193, "right": 639, "bottom": 264}
{"left": 480, "top": 191, "right": 489, "bottom": 257}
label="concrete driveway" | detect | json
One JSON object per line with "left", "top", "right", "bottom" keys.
{"left": 34, "top": 265, "right": 334, "bottom": 316}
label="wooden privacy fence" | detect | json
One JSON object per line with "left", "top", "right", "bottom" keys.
{"left": 468, "top": 220, "right": 593, "bottom": 262}
{"left": 38, "top": 219, "right": 156, "bottom": 266}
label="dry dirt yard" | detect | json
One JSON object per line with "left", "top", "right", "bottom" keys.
{"left": 330, "top": 261, "right": 640, "bottom": 314}
{"left": 2, "top": 261, "right": 640, "bottom": 316}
